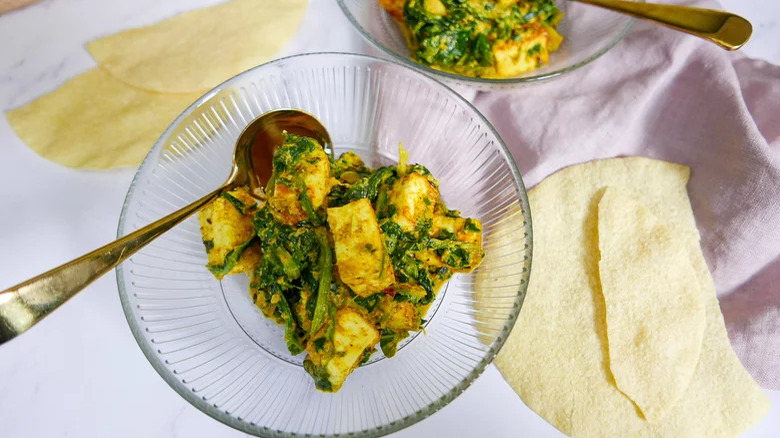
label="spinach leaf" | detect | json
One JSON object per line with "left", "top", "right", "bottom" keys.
{"left": 358, "top": 348, "right": 375, "bottom": 366}
{"left": 429, "top": 238, "right": 474, "bottom": 269}
{"left": 297, "top": 179, "right": 322, "bottom": 225}
{"left": 380, "top": 328, "right": 408, "bottom": 358}
{"left": 274, "top": 286, "right": 305, "bottom": 355}
{"left": 354, "top": 294, "right": 382, "bottom": 312}
{"left": 220, "top": 191, "right": 247, "bottom": 214}
{"left": 275, "top": 246, "right": 301, "bottom": 280}
{"left": 303, "top": 359, "right": 333, "bottom": 392}
{"left": 329, "top": 166, "right": 397, "bottom": 208}
{"left": 206, "top": 236, "right": 255, "bottom": 277}
{"left": 464, "top": 218, "right": 482, "bottom": 233}
{"left": 312, "top": 337, "right": 327, "bottom": 352}
{"left": 473, "top": 33, "right": 493, "bottom": 66}
{"left": 438, "top": 228, "right": 456, "bottom": 240}
{"left": 527, "top": 43, "right": 542, "bottom": 56}
{"left": 310, "top": 228, "right": 333, "bottom": 333}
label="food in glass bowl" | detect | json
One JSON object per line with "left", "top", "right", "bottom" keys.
{"left": 198, "top": 133, "right": 485, "bottom": 392}
{"left": 379, "top": 0, "right": 564, "bottom": 78}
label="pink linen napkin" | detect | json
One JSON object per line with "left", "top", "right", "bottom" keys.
{"left": 473, "top": 3, "right": 780, "bottom": 389}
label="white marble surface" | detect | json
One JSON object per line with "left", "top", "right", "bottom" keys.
{"left": 0, "top": 0, "right": 778, "bottom": 437}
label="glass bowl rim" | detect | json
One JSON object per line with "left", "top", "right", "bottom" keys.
{"left": 115, "top": 51, "right": 534, "bottom": 438}
{"left": 336, "top": 0, "right": 637, "bottom": 85}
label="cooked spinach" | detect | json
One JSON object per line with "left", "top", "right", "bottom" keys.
{"left": 206, "top": 236, "right": 255, "bottom": 277}
{"left": 464, "top": 218, "right": 482, "bottom": 233}
{"left": 200, "top": 134, "right": 485, "bottom": 392}
{"left": 329, "top": 166, "right": 397, "bottom": 208}
{"left": 400, "top": 0, "right": 562, "bottom": 77}
{"left": 303, "top": 359, "right": 333, "bottom": 392}
{"left": 380, "top": 328, "right": 408, "bottom": 358}
{"left": 275, "top": 285, "right": 305, "bottom": 355}
{"left": 220, "top": 191, "right": 247, "bottom": 214}
{"left": 310, "top": 229, "right": 333, "bottom": 333}
{"left": 354, "top": 294, "right": 382, "bottom": 312}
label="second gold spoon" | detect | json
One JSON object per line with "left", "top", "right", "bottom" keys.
{"left": 573, "top": 0, "right": 752, "bottom": 50}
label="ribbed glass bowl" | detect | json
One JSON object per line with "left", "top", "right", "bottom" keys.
{"left": 116, "top": 52, "right": 532, "bottom": 437}
{"left": 338, "top": 0, "right": 637, "bottom": 89}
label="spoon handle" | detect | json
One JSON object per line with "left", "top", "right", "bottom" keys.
{"left": 0, "top": 187, "right": 222, "bottom": 345}
{"left": 572, "top": 0, "right": 752, "bottom": 50}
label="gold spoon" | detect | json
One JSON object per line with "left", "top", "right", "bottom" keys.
{"left": 0, "top": 108, "right": 333, "bottom": 345}
{"left": 573, "top": 0, "right": 752, "bottom": 50}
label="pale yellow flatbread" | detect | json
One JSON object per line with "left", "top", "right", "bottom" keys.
{"left": 87, "top": 0, "right": 308, "bottom": 94}
{"left": 492, "top": 157, "right": 769, "bottom": 438}
{"left": 6, "top": 67, "right": 200, "bottom": 169}
{"left": 597, "top": 187, "right": 705, "bottom": 422}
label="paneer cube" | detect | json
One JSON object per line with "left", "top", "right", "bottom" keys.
{"left": 198, "top": 187, "right": 261, "bottom": 279}
{"left": 305, "top": 308, "right": 380, "bottom": 392}
{"left": 424, "top": 213, "right": 485, "bottom": 273}
{"left": 268, "top": 140, "right": 331, "bottom": 225}
{"left": 383, "top": 301, "right": 420, "bottom": 332}
{"left": 433, "top": 215, "right": 483, "bottom": 247}
{"left": 492, "top": 24, "right": 551, "bottom": 77}
{"left": 327, "top": 199, "right": 394, "bottom": 297}
{"left": 388, "top": 172, "right": 439, "bottom": 233}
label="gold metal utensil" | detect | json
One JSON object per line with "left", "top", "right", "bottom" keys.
{"left": 0, "top": 108, "right": 332, "bottom": 345}
{"left": 573, "top": 0, "right": 752, "bottom": 50}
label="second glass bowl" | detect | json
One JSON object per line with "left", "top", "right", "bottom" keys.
{"left": 338, "top": 0, "right": 637, "bottom": 89}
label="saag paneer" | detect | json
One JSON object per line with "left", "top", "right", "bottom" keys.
{"left": 198, "top": 134, "right": 484, "bottom": 392}
{"left": 379, "top": 0, "right": 564, "bottom": 78}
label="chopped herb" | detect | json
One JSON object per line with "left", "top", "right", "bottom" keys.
{"left": 207, "top": 236, "right": 256, "bottom": 278}
{"left": 310, "top": 229, "right": 333, "bottom": 333}
{"left": 220, "top": 191, "right": 247, "bottom": 214}
{"left": 380, "top": 328, "right": 402, "bottom": 358}
{"left": 329, "top": 166, "right": 397, "bottom": 208}
{"left": 439, "top": 228, "right": 456, "bottom": 240}
{"left": 354, "top": 294, "right": 382, "bottom": 312}
{"left": 464, "top": 218, "right": 482, "bottom": 233}
{"left": 473, "top": 33, "right": 493, "bottom": 66}
{"left": 275, "top": 288, "right": 304, "bottom": 355}
{"left": 313, "top": 337, "right": 327, "bottom": 352}
{"left": 375, "top": 191, "right": 390, "bottom": 218}
{"left": 527, "top": 43, "right": 542, "bottom": 56}
{"left": 358, "top": 348, "right": 375, "bottom": 365}
{"left": 298, "top": 182, "right": 322, "bottom": 225}
{"left": 444, "top": 208, "right": 461, "bottom": 218}
{"left": 304, "top": 359, "right": 333, "bottom": 392}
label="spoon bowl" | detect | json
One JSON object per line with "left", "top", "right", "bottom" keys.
{"left": 232, "top": 109, "right": 333, "bottom": 194}
{"left": 0, "top": 108, "right": 331, "bottom": 345}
